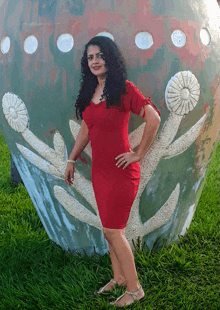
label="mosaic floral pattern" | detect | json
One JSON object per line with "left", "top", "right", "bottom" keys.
{"left": 1, "top": 71, "right": 207, "bottom": 248}
{"left": 165, "top": 71, "right": 200, "bottom": 115}
{"left": 2, "top": 92, "right": 29, "bottom": 132}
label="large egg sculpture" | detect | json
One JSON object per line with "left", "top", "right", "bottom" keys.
{"left": 0, "top": 0, "right": 219, "bottom": 255}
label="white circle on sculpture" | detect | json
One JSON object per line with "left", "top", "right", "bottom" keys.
{"left": 1, "top": 36, "right": 10, "bottom": 54}
{"left": 9, "top": 107, "right": 18, "bottom": 119}
{"left": 200, "top": 29, "right": 211, "bottom": 46}
{"left": 57, "top": 34, "right": 74, "bottom": 52}
{"left": 171, "top": 30, "right": 186, "bottom": 47}
{"left": 2, "top": 92, "right": 29, "bottom": 132}
{"left": 165, "top": 71, "right": 200, "bottom": 115}
{"left": 24, "top": 35, "right": 38, "bottom": 54}
{"left": 96, "top": 32, "right": 114, "bottom": 41}
{"left": 181, "top": 88, "right": 190, "bottom": 100}
{"left": 135, "top": 32, "right": 153, "bottom": 49}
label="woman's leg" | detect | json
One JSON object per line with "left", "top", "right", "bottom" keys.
{"left": 103, "top": 227, "right": 140, "bottom": 291}
{"left": 99, "top": 241, "right": 127, "bottom": 292}
{"left": 103, "top": 228, "right": 144, "bottom": 306}
{"left": 108, "top": 241, "right": 126, "bottom": 284}
{"left": 103, "top": 227, "right": 144, "bottom": 305}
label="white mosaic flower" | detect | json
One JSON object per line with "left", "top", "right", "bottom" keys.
{"left": 3, "top": 85, "right": 206, "bottom": 250}
{"left": 2, "top": 92, "right": 29, "bottom": 132}
{"left": 165, "top": 71, "right": 200, "bottom": 115}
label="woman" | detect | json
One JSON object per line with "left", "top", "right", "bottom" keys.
{"left": 65, "top": 36, "right": 161, "bottom": 307}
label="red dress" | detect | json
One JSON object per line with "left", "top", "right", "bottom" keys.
{"left": 82, "top": 80, "right": 161, "bottom": 229}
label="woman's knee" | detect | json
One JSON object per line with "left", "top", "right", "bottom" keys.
{"left": 103, "top": 227, "right": 125, "bottom": 241}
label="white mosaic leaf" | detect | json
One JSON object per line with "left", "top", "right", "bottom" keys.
{"left": 69, "top": 119, "right": 92, "bottom": 158}
{"left": 53, "top": 131, "right": 67, "bottom": 161}
{"left": 164, "top": 114, "right": 207, "bottom": 159}
{"left": 16, "top": 143, "right": 62, "bottom": 178}
{"left": 54, "top": 185, "right": 102, "bottom": 230}
{"left": 142, "top": 184, "right": 180, "bottom": 235}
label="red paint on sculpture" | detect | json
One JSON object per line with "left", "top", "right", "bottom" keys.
{"left": 50, "top": 68, "right": 59, "bottom": 85}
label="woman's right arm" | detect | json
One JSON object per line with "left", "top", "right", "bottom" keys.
{"left": 65, "top": 120, "right": 90, "bottom": 185}
{"left": 68, "top": 119, "right": 90, "bottom": 161}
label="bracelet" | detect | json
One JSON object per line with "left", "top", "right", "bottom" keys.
{"left": 67, "top": 159, "right": 77, "bottom": 164}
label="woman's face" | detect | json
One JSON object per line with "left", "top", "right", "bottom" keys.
{"left": 87, "top": 45, "right": 107, "bottom": 78}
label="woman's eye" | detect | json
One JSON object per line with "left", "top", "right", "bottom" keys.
{"left": 87, "top": 54, "right": 103, "bottom": 60}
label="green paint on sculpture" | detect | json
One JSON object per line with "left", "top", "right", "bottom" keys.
{"left": 0, "top": 0, "right": 219, "bottom": 255}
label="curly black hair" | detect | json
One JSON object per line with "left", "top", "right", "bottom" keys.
{"left": 75, "top": 36, "right": 128, "bottom": 120}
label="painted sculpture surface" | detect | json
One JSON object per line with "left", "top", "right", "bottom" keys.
{"left": 0, "top": 0, "right": 219, "bottom": 255}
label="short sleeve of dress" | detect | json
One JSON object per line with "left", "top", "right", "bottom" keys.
{"left": 127, "top": 81, "right": 161, "bottom": 118}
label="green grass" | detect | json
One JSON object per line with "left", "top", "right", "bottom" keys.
{"left": 0, "top": 130, "right": 219, "bottom": 310}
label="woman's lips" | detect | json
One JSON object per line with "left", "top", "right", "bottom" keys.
{"left": 93, "top": 66, "right": 101, "bottom": 70}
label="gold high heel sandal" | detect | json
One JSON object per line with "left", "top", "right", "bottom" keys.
{"left": 109, "top": 286, "right": 144, "bottom": 307}
{"left": 95, "top": 279, "right": 126, "bottom": 295}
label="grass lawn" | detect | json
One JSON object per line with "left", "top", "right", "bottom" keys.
{"left": 0, "top": 130, "right": 219, "bottom": 310}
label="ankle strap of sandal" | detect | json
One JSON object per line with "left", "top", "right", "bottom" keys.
{"left": 125, "top": 286, "right": 142, "bottom": 300}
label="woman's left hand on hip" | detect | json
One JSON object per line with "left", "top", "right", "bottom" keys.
{"left": 115, "top": 150, "right": 141, "bottom": 169}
